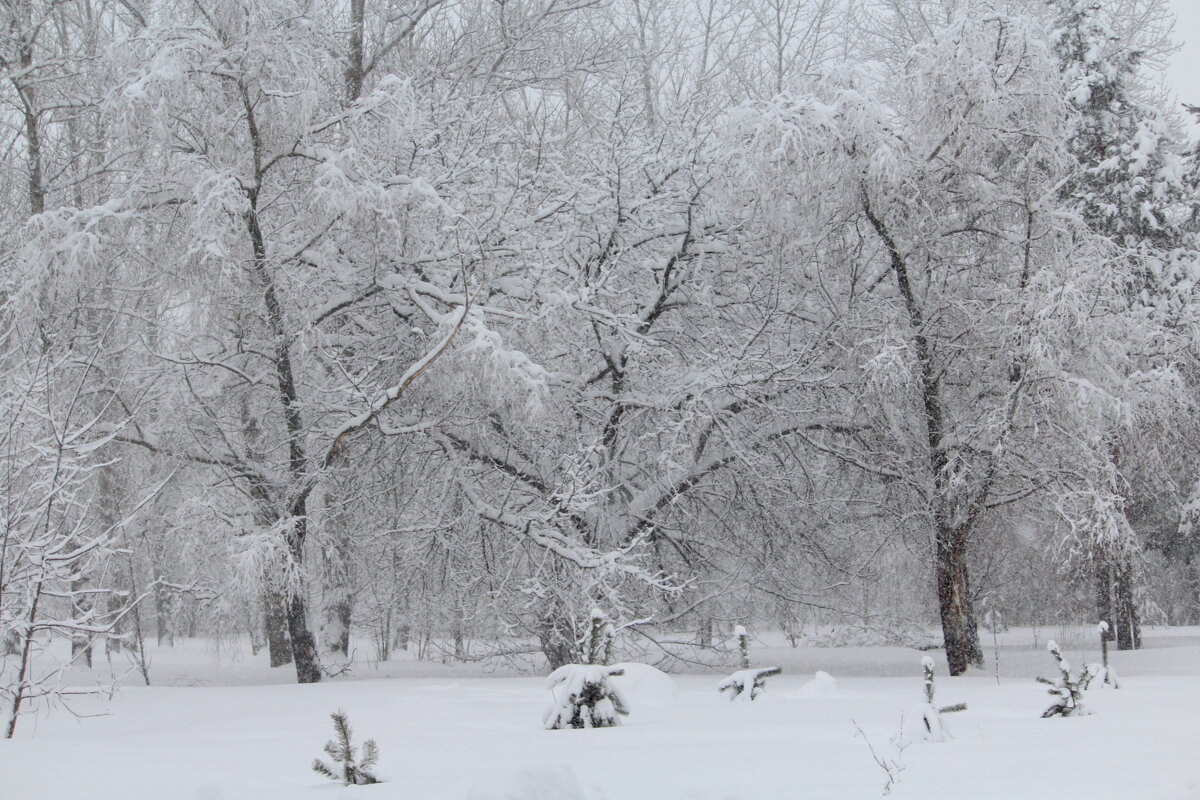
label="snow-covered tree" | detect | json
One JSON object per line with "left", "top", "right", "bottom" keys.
{"left": 1049, "top": 0, "right": 1193, "bottom": 651}
{"left": 544, "top": 663, "right": 630, "bottom": 729}
{"left": 312, "top": 710, "right": 381, "bottom": 785}
{"left": 912, "top": 656, "right": 966, "bottom": 742}
{"left": 1037, "top": 640, "right": 1091, "bottom": 717}
{"left": 718, "top": 625, "right": 779, "bottom": 700}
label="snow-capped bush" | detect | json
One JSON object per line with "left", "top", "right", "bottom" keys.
{"left": 1037, "top": 641, "right": 1092, "bottom": 717}
{"left": 718, "top": 667, "right": 782, "bottom": 701}
{"left": 544, "top": 664, "right": 630, "bottom": 729}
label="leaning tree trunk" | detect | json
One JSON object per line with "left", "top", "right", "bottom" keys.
{"left": 936, "top": 523, "right": 984, "bottom": 675}
{"left": 864, "top": 198, "right": 984, "bottom": 676}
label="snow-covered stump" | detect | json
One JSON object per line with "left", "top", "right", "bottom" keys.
{"left": 718, "top": 667, "right": 782, "bottom": 701}
{"left": 912, "top": 656, "right": 966, "bottom": 742}
{"left": 1037, "top": 640, "right": 1091, "bottom": 718}
{"left": 720, "top": 625, "right": 780, "bottom": 700}
{"left": 544, "top": 664, "right": 630, "bottom": 729}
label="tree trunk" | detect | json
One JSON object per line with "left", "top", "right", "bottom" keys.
{"left": 936, "top": 524, "right": 983, "bottom": 675}
{"left": 345, "top": 0, "right": 365, "bottom": 102}
{"left": 1095, "top": 557, "right": 1115, "bottom": 640}
{"left": 537, "top": 610, "right": 578, "bottom": 671}
{"left": 1113, "top": 557, "right": 1141, "bottom": 650}
{"left": 264, "top": 587, "right": 293, "bottom": 668}
{"left": 287, "top": 591, "right": 322, "bottom": 683}
{"left": 284, "top": 517, "right": 322, "bottom": 683}
{"left": 319, "top": 481, "right": 353, "bottom": 658}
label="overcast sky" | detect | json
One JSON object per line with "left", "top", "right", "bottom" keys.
{"left": 1167, "top": 0, "right": 1200, "bottom": 136}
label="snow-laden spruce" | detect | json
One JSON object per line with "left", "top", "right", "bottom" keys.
{"left": 544, "top": 664, "right": 630, "bottom": 730}
{"left": 1037, "top": 641, "right": 1091, "bottom": 718}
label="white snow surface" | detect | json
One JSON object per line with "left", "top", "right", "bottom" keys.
{"left": 794, "top": 669, "right": 841, "bottom": 698}
{"left": 608, "top": 661, "right": 679, "bottom": 707}
{"left": 3, "top": 627, "right": 1200, "bottom": 799}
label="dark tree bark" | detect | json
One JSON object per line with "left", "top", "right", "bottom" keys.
{"left": 935, "top": 525, "right": 983, "bottom": 674}
{"left": 345, "top": 0, "right": 365, "bottom": 102}
{"left": 1113, "top": 558, "right": 1141, "bottom": 650}
{"left": 537, "top": 610, "right": 578, "bottom": 671}
{"left": 1096, "top": 557, "right": 1115, "bottom": 641}
{"left": 264, "top": 587, "right": 293, "bottom": 668}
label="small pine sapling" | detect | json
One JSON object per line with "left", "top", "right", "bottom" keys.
{"left": 544, "top": 664, "right": 630, "bottom": 729}
{"left": 1037, "top": 641, "right": 1090, "bottom": 718}
{"left": 1092, "top": 621, "right": 1120, "bottom": 689}
{"left": 916, "top": 656, "right": 966, "bottom": 742}
{"left": 718, "top": 626, "right": 781, "bottom": 701}
{"left": 312, "top": 710, "right": 381, "bottom": 785}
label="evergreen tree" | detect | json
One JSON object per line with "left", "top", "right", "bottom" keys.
{"left": 718, "top": 626, "right": 780, "bottom": 700}
{"left": 1052, "top": 0, "right": 1185, "bottom": 251}
{"left": 916, "top": 656, "right": 966, "bottom": 742}
{"left": 544, "top": 664, "right": 630, "bottom": 729}
{"left": 312, "top": 711, "right": 381, "bottom": 786}
{"left": 1037, "top": 641, "right": 1091, "bottom": 717}
{"left": 1050, "top": 0, "right": 1190, "bottom": 651}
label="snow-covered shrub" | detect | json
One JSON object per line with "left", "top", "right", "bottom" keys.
{"left": 312, "top": 710, "right": 381, "bottom": 785}
{"left": 718, "top": 625, "right": 780, "bottom": 700}
{"left": 544, "top": 664, "right": 630, "bottom": 729}
{"left": 910, "top": 656, "right": 966, "bottom": 742}
{"left": 718, "top": 667, "right": 782, "bottom": 701}
{"left": 1037, "top": 641, "right": 1091, "bottom": 718}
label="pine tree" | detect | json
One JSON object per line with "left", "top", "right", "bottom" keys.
{"left": 916, "top": 656, "right": 966, "bottom": 742}
{"left": 717, "top": 626, "right": 780, "bottom": 701}
{"left": 312, "top": 711, "right": 381, "bottom": 785}
{"left": 543, "top": 664, "right": 630, "bottom": 729}
{"left": 1037, "top": 641, "right": 1091, "bottom": 717}
{"left": 1050, "top": 0, "right": 1189, "bottom": 652}
{"left": 1052, "top": 0, "right": 1186, "bottom": 251}
{"left": 1092, "top": 621, "right": 1120, "bottom": 688}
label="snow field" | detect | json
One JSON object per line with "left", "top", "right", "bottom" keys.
{"left": 3, "top": 634, "right": 1199, "bottom": 799}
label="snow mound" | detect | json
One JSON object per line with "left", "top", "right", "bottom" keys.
{"left": 467, "top": 764, "right": 589, "bottom": 800}
{"left": 797, "top": 670, "right": 840, "bottom": 697}
{"left": 609, "top": 662, "right": 679, "bottom": 706}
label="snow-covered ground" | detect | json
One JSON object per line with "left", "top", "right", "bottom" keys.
{"left": 3, "top": 627, "right": 1199, "bottom": 799}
